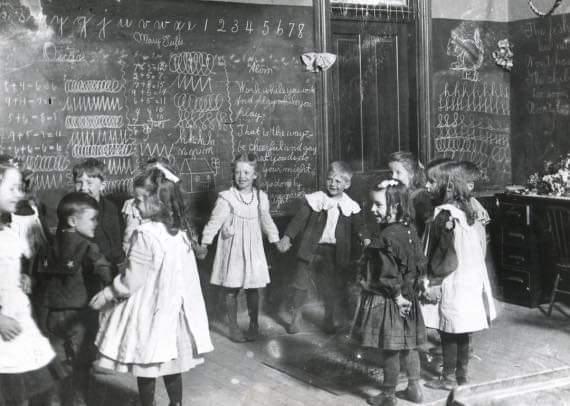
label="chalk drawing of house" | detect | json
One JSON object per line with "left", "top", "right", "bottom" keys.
{"left": 178, "top": 158, "right": 216, "bottom": 194}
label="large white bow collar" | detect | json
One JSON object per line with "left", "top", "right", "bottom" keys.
{"left": 305, "top": 191, "right": 361, "bottom": 217}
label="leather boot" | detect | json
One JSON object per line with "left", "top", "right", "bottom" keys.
{"left": 404, "top": 379, "right": 423, "bottom": 403}
{"left": 367, "top": 391, "right": 397, "bottom": 406}
{"left": 323, "top": 306, "right": 337, "bottom": 335}
{"left": 286, "top": 289, "right": 306, "bottom": 334}
{"left": 225, "top": 292, "right": 246, "bottom": 342}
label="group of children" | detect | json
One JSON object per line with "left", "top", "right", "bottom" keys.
{"left": 0, "top": 151, "right": 495, "bottom": 406}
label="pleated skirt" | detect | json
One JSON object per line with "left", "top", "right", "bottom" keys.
{"left": 351, "top": 291, "right": 426, "bottom": 351}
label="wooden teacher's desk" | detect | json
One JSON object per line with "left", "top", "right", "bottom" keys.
{"left": 494, "top": 192, "right": 570, "bottom": 307}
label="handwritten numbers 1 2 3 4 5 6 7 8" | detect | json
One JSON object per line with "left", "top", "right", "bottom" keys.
{"left": 214, "top": 18, "right": 304, "bottom": 38}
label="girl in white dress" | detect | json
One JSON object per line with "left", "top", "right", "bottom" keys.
{"left": 422, "top": 165, "right": 496, "bottom": 391}
{"left": 0, "top": 156, "right": 63, "bottom": 406}
{"left": 90, "top": 163, "right": 213, "bottom": 406}
{"left": 200, "top": 153, "right": 282, "bottom": 342}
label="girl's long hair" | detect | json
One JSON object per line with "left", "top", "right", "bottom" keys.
{"left": 142, "top": 166, "right": 198, "bottom": 243}
{"left": 373, "top": 179, "right": 412, "bottom": 224}
{"left": 389, "top": 151, "right": 426, "bottom": 190}
{"left": 432, "top": 163, "right": 476, "bottom": 225}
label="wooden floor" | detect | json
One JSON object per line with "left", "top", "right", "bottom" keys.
{"left": 90, "top": 299, "right": 570, "bottom": 406}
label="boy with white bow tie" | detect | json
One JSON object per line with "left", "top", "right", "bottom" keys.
{"left": 277, "top": 161, "right": 365, "bottom": 334}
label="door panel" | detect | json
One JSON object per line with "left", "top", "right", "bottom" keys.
{"left": 331, "top": 20, "right": 415, "bottom": 200}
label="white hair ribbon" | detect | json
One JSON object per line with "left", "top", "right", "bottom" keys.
{"left": 153, "top": 162, "right": 180, "bottom": 183}
{"left": 378, "top": 179, "right": 400, "bottom": 188}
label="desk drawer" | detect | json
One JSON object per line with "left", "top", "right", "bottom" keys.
{"left": 500, "top": 270, "right": 532, "bottom": 306}
{"left": 500, "top": 203, "right": 530, "bottom": 228}
{"left": 501, "top": 228, "right": 528, "bottom": 245}
{"left": 501, "top": 246, "right": 531, "bottom": 268}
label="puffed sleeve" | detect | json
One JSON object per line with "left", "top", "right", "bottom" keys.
{"left": 121, "top": 199, "right": 139, "bottom": 254}
{"left": 201, "top": 196, "right": 231, "bottom": 245}
{"left": 427, "top": 210, "right": 458, "bottom": 285}
{"left": 258, "top": 191, "right": 279, "bottom": 243}
{"left": 110, "top": 230, "right": 153, "bottom": 298}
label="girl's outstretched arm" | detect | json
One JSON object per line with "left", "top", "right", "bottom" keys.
{"left": 90, "top": 230, "right": 152, "bottom": 309}
{"left": 201, "top": 197, "right": 231, "bottom": 246}
{"left": 258, "top": 191, "right": 279, "bottom": 243}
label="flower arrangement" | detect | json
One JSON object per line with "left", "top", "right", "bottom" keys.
{"left": 527, "top": 154, "right": 570, "bottom": 196}
{"left": 492, "top": 39, "right": 514, "bottom": 71}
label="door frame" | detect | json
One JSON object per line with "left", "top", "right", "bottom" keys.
{"left": 312, "top": 0, "right": 432, "bottom": 179}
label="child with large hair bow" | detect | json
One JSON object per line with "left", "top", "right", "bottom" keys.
{"left": 90, "top": 163, "right": 213, "bottom": 406}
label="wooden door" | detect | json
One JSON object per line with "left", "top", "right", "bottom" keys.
{"left": 330, "top": 19, "right": 417, "bottom": 199}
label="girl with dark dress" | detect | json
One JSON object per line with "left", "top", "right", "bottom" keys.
{"left": 388, "top": 151, "right": 432, "bottom": 239}
{"left": 351, "top": 180, "right": 427, "bottom": 406}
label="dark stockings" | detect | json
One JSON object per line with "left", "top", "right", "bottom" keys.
{"left": 245, "top": 289, "right": 259, "bottom": 329}
{"left": 137, "top": 374, "right": 182, "bottom": 406}
{"left": 440, "top": 331, "right": 471, "bottom": 383}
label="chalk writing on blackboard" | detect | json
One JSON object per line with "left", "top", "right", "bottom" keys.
{"left": 0, "top": 1, "right": 317, "bottom": 220}
{"left": 434, "top": 77, "right": 511, "bottom": 182}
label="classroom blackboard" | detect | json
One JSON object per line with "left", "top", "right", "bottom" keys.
{"left": 431, "top": 19, "right": 511, "bottom": 189}
{"left": 0, "top": 0, "right": 318, "bottom": 225}
{"left": 511, "top": 14, "right": 570, "bottom": 184}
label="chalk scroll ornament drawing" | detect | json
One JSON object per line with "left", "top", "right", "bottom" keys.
{"left": 447, "top": 27, "right": 484, "bottom": 82}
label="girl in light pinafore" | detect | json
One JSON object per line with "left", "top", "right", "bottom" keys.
{"left": 90, "top": 163, "right": 213, "bottom": 406}
{"left": 422, "top": 165, "right": 496, "bottom": 391}
{"left": 0, "top": 156, "right": 64, "bottom": 406}
{"left": 200, "top": 153, "right": 282, "bottom": 342}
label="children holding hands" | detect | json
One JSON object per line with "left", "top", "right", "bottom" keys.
{"left": 200, "top": 153, "right": 284, "bottom": 342}
{"left": 42, "top": 192, "right": 113, "bottom": 405}
{"left": 278, "top": 161, "right": 364, "bottom": 334}
{"left": 90, "top": 163, "right": 213, "bottom": 406}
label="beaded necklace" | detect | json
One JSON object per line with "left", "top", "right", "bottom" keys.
{"left": 235, "top": 188, "right": 255, "bottom": 205}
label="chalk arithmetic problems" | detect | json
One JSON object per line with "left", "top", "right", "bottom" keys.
{"left": 0, "top": 1, "right": 317, "bottom": 218}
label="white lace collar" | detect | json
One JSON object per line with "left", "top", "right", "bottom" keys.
{"left": 305, "top": 191, "right": 361, "bottom": 216}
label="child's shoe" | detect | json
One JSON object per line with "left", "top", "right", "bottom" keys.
{"left": 322, "top": 314, "right": 337, "bottom": 335}
{"left": 425, "top": 375, "right": 457, "bottom": 391}
{"left": 457, "top": 376, "right": 468, "bottom": 386}
{"left": 245, "top": 321, "right": 260, "bottom": 341}
{"left": 286, "top": 310, "right": 302, "bottom": 334}
{"left": 228, "top": 326, "right": 247, "bottom": 343}
{"left": 322, "top": 321, "right": 337, "bottom": 335}
{"left": 404, "top": 380, "right": 423, "bottom": 403}
{"left": 367, "top": 392, "right": 397, "bottom": 406}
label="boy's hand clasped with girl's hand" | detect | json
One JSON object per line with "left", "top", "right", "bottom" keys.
{"left": 0, "top": 314, "right": 22, "bottom": 341}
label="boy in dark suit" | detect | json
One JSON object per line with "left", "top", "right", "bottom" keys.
{"left": 43, "top": 192, "right": 113, "bottom": 406}
{"left": 277, "top": 161, "right": 365, "bottom": 334}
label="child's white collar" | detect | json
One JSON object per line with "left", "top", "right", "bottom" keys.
{"left": 305, "top": 191, "right": 360, "bottom": 216}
